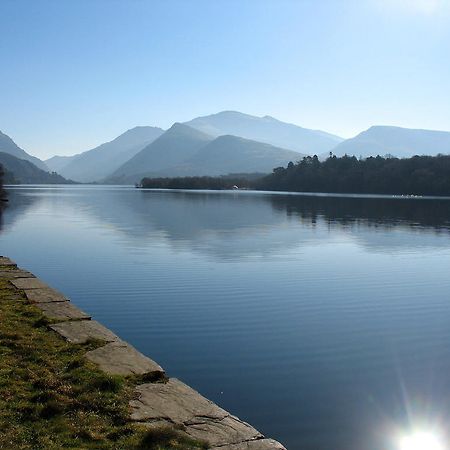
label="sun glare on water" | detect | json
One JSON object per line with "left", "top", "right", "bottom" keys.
{"left": 399, "top": 431, "right": 445, "bottom": 450}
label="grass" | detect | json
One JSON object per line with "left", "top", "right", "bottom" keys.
{"left": 0, "top": 274, "right": 208, "bottom": 450}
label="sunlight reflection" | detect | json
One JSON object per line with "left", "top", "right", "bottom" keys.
{"left": 399, "top": 431, "right": 445, "bottom": 450}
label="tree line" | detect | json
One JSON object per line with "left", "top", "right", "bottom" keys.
{"left": 256, "top": 154, "right": 450, "bottom": 196}
{"left": 140, "top": 175, "right": 255, "bottom": 190}
{"left": 140, "top": 154, "right": 450, "bottom": 196}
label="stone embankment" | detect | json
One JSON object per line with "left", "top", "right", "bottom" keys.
{"left": 0, "top": 256, "right": 286, "bottom": 450}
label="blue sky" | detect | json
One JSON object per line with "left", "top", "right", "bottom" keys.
{"left": 1, "top": 0, "right": 450, "bottom": 158}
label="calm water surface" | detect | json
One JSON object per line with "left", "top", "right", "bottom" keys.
{"left": 2, "top": 186, "right": 450, "bottom": 450}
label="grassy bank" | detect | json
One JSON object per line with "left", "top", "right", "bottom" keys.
{"left": 0, "top": 272, "right": 207, "bottom": 450}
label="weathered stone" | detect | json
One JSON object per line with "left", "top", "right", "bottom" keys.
{"left": 11, "top": 278, "right": 50, "bottom": 290}
{"left": 210, "top": 439, "right": 287, "bottom": 450}
{"left": 0, "top": 256, "right": 16, "bottom": 266}
{"left": 50, "top": 320, "right": 120, "bottom": 344}
{"left": 35, "top": 301, "right": 90, "bottom": 321}
{"left": 130, "top": 378, "right": 228, "bottom": 423}
{"left": 0, "top": 270, "right": 34, "bottom": 279}
{"left": 25, "top": 288, "right": 68, "bottom": 303}
{"left": 85, "top": 342, "right": 164, "bottom": 377}
{"left": 130, "top": 379, "right": 275, "bottom": 448}
{"left": 184, "top": 415, "right": 263, "bottom": 447}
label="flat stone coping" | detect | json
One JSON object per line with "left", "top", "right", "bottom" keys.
{"left": 0, "top": 256, "right": 16, "bottom": 266}
{"left": 85, "top": 341, "right": 165, "bottom": 377}
{"left": 11, "top": 278, "right": 50, "bottom": 290}
{"left": 50, "top": 320, "right": 120, "bottom": 344}
{"left": 210, "top": 440, "right": 287, "bottom": 449}
{"left": 5, "top": 259, "right": 286, "bottom": 449}
{"left": 0, "top": 270, "right": 34, "bottom": 279}
{"left": 130, "top": 379, "right": 286, "bottom": 448}
{"left": 35, "top": 301, "right": 91, "bottom": 321}
{"left": 25, "top": 288, "right": 68, "bottom": 303}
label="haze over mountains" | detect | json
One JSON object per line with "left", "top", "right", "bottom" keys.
{"left": 2, "top": 111, "right": 450, "bottom": 185}
{"left": 0, "top": 152, "right": 69, "bottom": 184}
{"left": 46, "top": 126, "right": 164, "bottom": 182}
{"left": 185, "top": 111, "right": 343, "bottom": 155}
{"left": 108, "top": 123, "right": 303, "bottom": 183}
{"left": 0, "top": 131, "right": 48, "bottom": 171}
{"left": 332, "top": 126, "right": 450, "bottom": 159}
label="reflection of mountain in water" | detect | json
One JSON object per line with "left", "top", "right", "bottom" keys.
{"left": 0, "top": 189, "right": 43, "bottom": 233}
{"left": 3, "top": 187, "right": 450, "bottom": 258}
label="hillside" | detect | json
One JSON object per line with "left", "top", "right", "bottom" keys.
{"left": 166, "top": 135, "right": 304, "bottom": 176}
{"left": 48, "top": 126, "right": 164, "bottom": 182}
{"left": 0, "top": 152, "right": 72, "bottom": 184}
{"left": 0, "top": 131, "right": 48, "bottom": 171}
{"left": 185, "top": 111, "right": 343, "bottom": 155}
{"left": 45, "top": 155, "right": 76, "bottom": 172}
{"left": 108, "top": 123, "right": 213, "bottom": 183}
{"left": 332, "top": 126, "right": 450, "bottom": 158}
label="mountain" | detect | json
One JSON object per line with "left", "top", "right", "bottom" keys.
{"left": 51, "top": 126, "right": 164, "bottom": 182}
{"left": 0, "top": 130, "right": 48, "bottom": 171}
{"left": 185, "top": 111, "right": 343, "bottom": 155}
{"left": 0, "top": 152, "right": 72, "bottom": 184}
{"left": 109, "top": 123, "right": 213, "bottom": 183}
{"left": 332, "top": 126, "right": 450, "bottom": 158}
{"left": 45, "top": 155, "right": 76, "bottom": 172}
{"left": 166, "top": 135, "right": 304, "bottom": 176}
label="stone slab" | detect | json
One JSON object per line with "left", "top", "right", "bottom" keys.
{"left": 25, "top": 288, "right": 68, "bottom": 303}
{"left": 130, "top": 378, "right": 228, "bottom": 423}
{"left": 85, "top": 341, "right": 164, "bottom": 377}
{"left": 35, "top": 301, "right": 90, "bottom": 321}
{"left": 210, "top": 439, "right": 287, "bottom": 450}
{"left": 50, "top": 320, "right": 120, "bottom": 344}
{"left": 0, "top": 270, "right": 34, "bottom": 279}
{"left": 11, "top": 278, "right": 50, "bottom": 290}
{"left": 130, "top": 379, "right": 275, "bottom": 448}
{"left": 0, "top": 256, "right": 16, "bottom": 266}
{"left": 184, "top": 415, "right": 263, "bottom": 447}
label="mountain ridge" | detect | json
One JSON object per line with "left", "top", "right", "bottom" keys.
{"left": 185, "top": 110, "right": 343, "bottom": 154}
{"left": 48, "top": 126, "right": 164, "bottom": 182}
{"left": 0, "top": 131, "right": 49, "bottom": 171}
{"left": 331, "top": 125, "right": 450, "bottom": 158}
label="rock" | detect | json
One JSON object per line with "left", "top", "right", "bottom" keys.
{"left": 11, "top": 278, "right": 50, "bottom": 290}
{"left": 184, "top": 415, "right": 263, "bottom": 447}
{"left": 50, "top": 320, "right": 120, "bottom": 344}
{"left": 35, "top": 301, "right": 90, "bottom": 321}
{"left": 210, "top": 439, "right": 287, "bottom": 450}
{"left": 130, "top": 378, "right": 270, "bottom": 448}
{"left": 130, "top": 378, "right": 228, "bottom": 423}
{"left": 25, "top": 288, "right": 68, "bottom": 303}
{"left": 85, "top": 341, "right": 164, "bottom": 377}
{"left": 0, "top": 257, "right": 16, "bottom": 266}
{"left": 0, "top": 270, "right": 34, "bottom": 279}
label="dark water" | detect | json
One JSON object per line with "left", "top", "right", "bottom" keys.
{"left": 2, "top": 186, "right": 450, "bottom": 450}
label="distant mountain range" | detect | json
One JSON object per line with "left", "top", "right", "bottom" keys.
{"left": 107, "top": 123, "right": 304, "bottom": 183}
{"left": 3, "top": 112, "right": 450, "bottom": 185}
{"left": 184, "top": 111, "right": 343, "bottom": 155}
{"left": 0, "top": 131, "right": 48, "bottom": 171}
{"left": 331, "top": 126, "right": 450, "bottom": 159}
{"left": 0, "top": 152, "right": 71, "bottom": 184}
{"left": 46, "top": 126, "right": 164, "bottom": 182}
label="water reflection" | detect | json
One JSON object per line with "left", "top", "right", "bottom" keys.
{"left": 2, "top": 186, "right": 450, "bottom": 450}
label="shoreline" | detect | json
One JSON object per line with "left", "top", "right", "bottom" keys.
{"left": 0, "top": 255, "right": 286, "bottom": 450}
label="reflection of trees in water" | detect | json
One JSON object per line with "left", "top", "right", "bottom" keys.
{"left": 0, "top": 189, "right": 42, "bottom": 233}
{"left": 268, "top": 194, "right": 450, "bottom": 232}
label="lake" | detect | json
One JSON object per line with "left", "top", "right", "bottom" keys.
{"left": 2, "top": 185, "right": 450, "bottom": 450}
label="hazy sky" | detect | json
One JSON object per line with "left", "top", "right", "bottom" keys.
{"left": 1, "top": 0, "right": 450, "bottom": 159}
